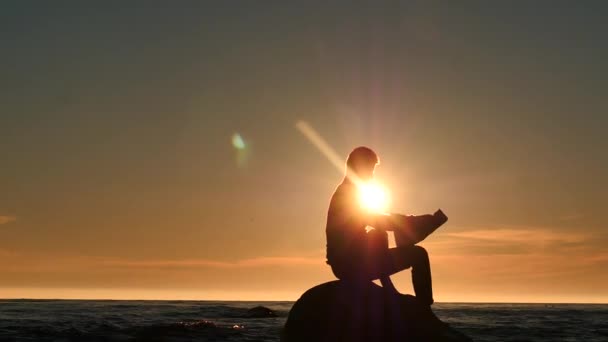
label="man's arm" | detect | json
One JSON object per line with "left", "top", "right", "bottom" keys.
{"left": 366, "top": 209, "right": 448, "bottom": 233}
{"left": 365, "top": 213, "right": 402, "bottom": 231}
{"left": 392, "top": 209, "right": 448, "bottom": 245}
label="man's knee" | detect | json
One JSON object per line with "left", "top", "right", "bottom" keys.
{"left": 412, "top": 245, "right": 429, "bottom": 263}
{"left": 365, "top": 230, "right": 390, "bottom": 261}
{"left": 367, "top": 229, "right": 389, "bottom": 249}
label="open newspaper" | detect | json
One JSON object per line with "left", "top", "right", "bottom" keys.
{"left": 391, "top": 209, "right": 448, "bottom": 246}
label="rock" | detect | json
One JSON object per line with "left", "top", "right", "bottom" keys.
{"left": 245, "top": 306, "right": 277, "bottom": 318}
{"left": 281, "top": 280, "right": 471, "bottom": 342}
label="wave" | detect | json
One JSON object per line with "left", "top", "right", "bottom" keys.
{"left": 0, "top": 303, "right": 285, "bottom": 341}
{"left": 1, "top": 319, "right": 251, "bottom": 342}
{"left": 2, "top": 301, "right": 607, "bottom": 342}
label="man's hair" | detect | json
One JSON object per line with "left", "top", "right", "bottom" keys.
{"left": 346, "top": 146, "right": 379, "bottom": 172}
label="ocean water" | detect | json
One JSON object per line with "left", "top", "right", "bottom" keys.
{"left": 0, "top": 300, "right": 606, "bottom": 341}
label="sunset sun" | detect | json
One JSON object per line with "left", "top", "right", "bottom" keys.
{"left": 358, "top": 182, "right": 390, "bottom": 213}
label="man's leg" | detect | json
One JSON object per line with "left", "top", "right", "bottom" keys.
{"left": 388, "top": 245, "right": 434, "bottom": 306}
{"left": 380, "top": 274, "right": 398, "bottom": 294}
{"left": 365, "top": 229, "right": 398, "bottom": 292}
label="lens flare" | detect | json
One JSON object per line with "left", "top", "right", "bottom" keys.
{"left": 358, "top": 182, "right": 390, "bottom": 213}
{"left": 232, "top": 133, "right": 246, "bottom": 150}
{"left": 231, "top": 133, "right": 250, "bottom": 167}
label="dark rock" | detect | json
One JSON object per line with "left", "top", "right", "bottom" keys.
{"left": 245, "top": 306, "right": 277, "bottom": 318}
{"left": 281, "top": 280, "right": 471, "bottom": 342}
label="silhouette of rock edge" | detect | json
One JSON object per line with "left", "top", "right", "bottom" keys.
{"left": 281, "top": 280, "right": 471, "bottom": 342}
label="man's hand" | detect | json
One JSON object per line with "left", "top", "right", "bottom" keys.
{"left": 433, "top": 209, "right": 448, "bottom": 226}
{"left": 365, "top": 212, "right": 397, "bottom": 232}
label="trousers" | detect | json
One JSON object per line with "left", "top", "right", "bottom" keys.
{"left": 329, "top": 229, "right": 434, "bottom": 306}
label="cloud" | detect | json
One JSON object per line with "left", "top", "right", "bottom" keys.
{"left": 422, "top": 225, "right": 608, "bottom": 283}
{"left": 0, "top": 253, "right": 325, "bottom": 273}
{"left": 559, "top": 212, "right": 584, "bottom": 221}
{"left": 0, "top": 215, "right": 16, "bottom": 225}
{"left": 98, "top": 256, "right": 323, "bottom": 269}
{"left": 0, "top": 249, "right": 16, "bottom": 257}
{"left": 2, "top": 239, "right": 606, "bottom": 301}
{"left": 425, "top": 226, "right": 593, "bottom": 255}
{"left": 443, "top": 227, "right": 586, "bottom": 243}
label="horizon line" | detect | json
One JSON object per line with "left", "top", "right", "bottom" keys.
{"left": 2, "top": 297, "right": 606, "bottom": 305}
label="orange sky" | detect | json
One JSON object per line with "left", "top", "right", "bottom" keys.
{"left": 1, "top": 3, "right": 607, "bottom": 303}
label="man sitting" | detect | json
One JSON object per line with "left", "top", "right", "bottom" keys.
{"left": 325, "top": 146, "right": 446, "bottom": 306}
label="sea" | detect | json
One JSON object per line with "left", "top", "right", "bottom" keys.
{"left": 0, "top": 300, "right": 607, "bottom": 342}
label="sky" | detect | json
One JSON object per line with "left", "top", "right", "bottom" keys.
{"left": 1, "top": 1, "right": 607, "bottom": 303}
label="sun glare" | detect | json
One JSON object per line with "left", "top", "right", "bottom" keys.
{"left": 358, "top": 182, "right": 390, "bottom": 213}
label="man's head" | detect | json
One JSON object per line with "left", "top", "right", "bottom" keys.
{"left": 346, "top": 146, "right": 379, "bottom": 181}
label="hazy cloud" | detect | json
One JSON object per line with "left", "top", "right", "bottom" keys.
{"left": 98, "top": 256, "right": 322, "bottom": 269}
{"left": 559, "top": 212, "right": 584, "bottom": 221}
{"left": 423, "top": 225, "right": 608, "bottom": 285}
{"left": 442, "top": 228, "right": 587, "bottom": 244}
{"left": 0, "top": 249, "right": 16, "bottom": 257}
{"left": 2, "top": 239, "right": 606, "bottom": 302}
{"left": 427, "top": 226, "right": 592, "bottom": 256}
{"left": 0, "top": 215, "right": 16, "bottom": 225}
{"left": 0, "top": 253, "right": 324, "bottom": 273}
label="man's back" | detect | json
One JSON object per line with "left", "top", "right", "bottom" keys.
{"left": 325, "top": 180, "right": 367, "bottom": 266}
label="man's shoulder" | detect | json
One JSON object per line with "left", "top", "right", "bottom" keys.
{"left": 335, "top": 180, "right": 356, "bottom": 193}
{"left": 329, "top": 181, "right": 357, "bottom": 208}
{"left": 331, "top": 181, "right": 356, "bottom": 198}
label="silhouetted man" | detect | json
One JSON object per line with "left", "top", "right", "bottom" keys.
{"left": 326, "top": 146, "right": 445, "bottom": 306}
